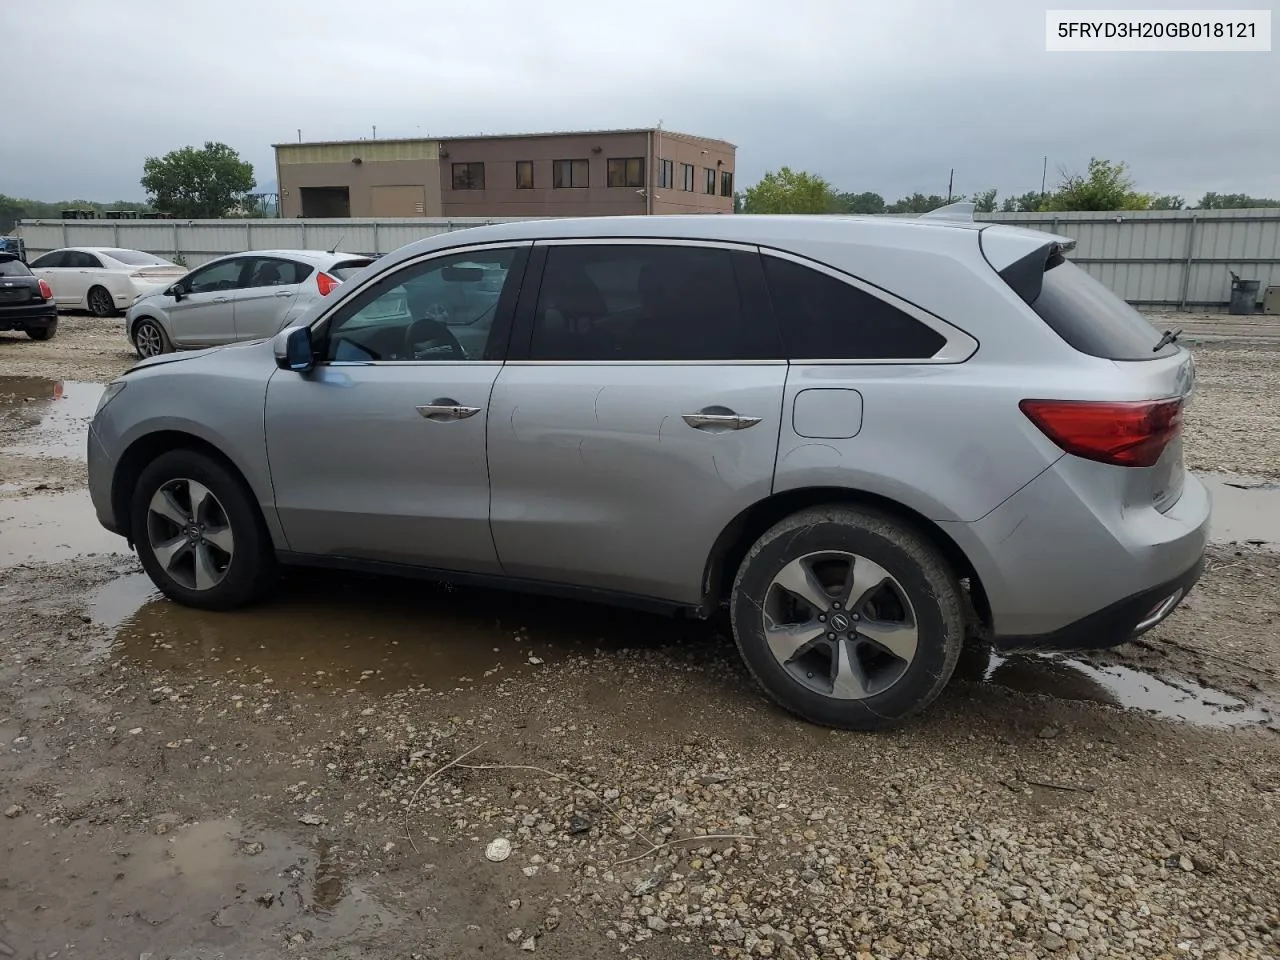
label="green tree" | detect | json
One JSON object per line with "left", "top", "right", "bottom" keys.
{"left": 1148, "top": 195, "right": 1185, "bottom": 210}
{"left": 741, "top": 167, "right": 836, "bottom": 214}
{"left": 832, "top": 191, "right": 886, "bottom": 215}
{"left": 1040, "top": 158, "right": 1152, "bottom": 211}
{"left": 970, "top": 188, "right": 998, "bottom": 213}
{"left": 1196, "top": 191, "right": 1280, "bottom": 209}
{"left": 885, "top": 193, "right": 953, "bottom": 214}
{"left": 0, "top": 194, "right": 151, "bottom": 232}
{"left": 999, "top": 191, "right": 1046, "bottom": 213}
{"left": 141, "top": 141, "right": 256, "bottom": 218}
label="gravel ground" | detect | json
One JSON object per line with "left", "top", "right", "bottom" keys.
{"left": 1, "top": 311, "right": 1278, "bottom": 959}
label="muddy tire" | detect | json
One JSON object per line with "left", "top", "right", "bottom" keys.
{"left": 130, "top": 449, "right": 277, "bottom": 610}
{"left": 132, "top": 317, "right": 171, "bottom": 358}
{"left": 26, "top": 322, "right": 57, "bottom": 341}
{"left": 87, "top": 285, "right": 117, "bottom": 317}
{"left": 730, "top": 505, "right": 965, "bottom": 731}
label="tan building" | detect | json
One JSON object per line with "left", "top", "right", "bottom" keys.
{"left": 273, "top": 128, "right": 736, "bottom": 219}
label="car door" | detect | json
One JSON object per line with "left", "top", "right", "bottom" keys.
{"left": 28, "top": 251, "right": 76, "bottom": 307}
{"left": 231, "top": 256, "right": 310, "bottom": 341}
{"left": 166, "top": 257, "right": 249, "bottom": 346}
{"left": 264, "top": 242, "right": 529, "bottom": 573}
{"left": 487, "top": 240, "right": 787, "bottom": 605}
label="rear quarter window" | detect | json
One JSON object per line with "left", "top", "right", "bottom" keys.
{"left": 1028, "top": 258, "right": 1175, "bottom": 361}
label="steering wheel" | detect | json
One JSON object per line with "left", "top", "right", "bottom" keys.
{"left": 403, "top": 314, "right": 466, "bottom": 361}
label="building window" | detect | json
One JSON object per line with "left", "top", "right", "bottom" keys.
{"left": 553, "top": 159, "right": 589, "bottom": 188}
{"left": 607, "top": 157, "right": 646, "bottom": 188}
{"left": 657, "top": 158, "right": 674, "bottom": 189}
{"left": 516, "top": 161, "right": 534, "bottom": 190}
{"left": 681, "top": 163, "right": 695, "bottom": 191}
{"left": 721, "top": 170, "right": 734, "bottom": 197}
{"left": 704, "top": 168, "right": 716, "bottom": 195}
{"left": 452, "top": 162, "right": 485, "bottom": 191}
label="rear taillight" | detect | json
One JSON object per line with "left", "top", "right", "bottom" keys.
{"left": 38, "top": 279, "right": 53, "bottom": 299}
{"left": 1019, "top": 398, "right": 1183, "bottom": 468}
{"left": 316, "top": 271, "right": 340, "bottom": 296}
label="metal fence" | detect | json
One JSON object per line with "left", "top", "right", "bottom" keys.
{"left": 16, "top": 208, "right": 1280, "bottom": 309}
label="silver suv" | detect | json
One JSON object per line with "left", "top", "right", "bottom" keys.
{"left": 86, "top": 213, "right": 1209, "bottom": 730}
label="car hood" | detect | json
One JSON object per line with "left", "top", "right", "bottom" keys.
{"left": 126, "top": 337, "right": 271, "bottom": 373}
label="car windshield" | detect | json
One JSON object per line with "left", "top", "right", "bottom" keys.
{"left": 103, "top": 249, "right": 173, "bottom": 267}
{"left": 0, "top": 257, "right": 32, "bottom": 277}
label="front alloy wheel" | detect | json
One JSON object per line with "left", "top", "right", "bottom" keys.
{"left": 146, "top": 478, "right": 235, "bottom": 591}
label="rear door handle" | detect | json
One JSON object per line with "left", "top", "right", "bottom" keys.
{"left": 212, "top": 296, "right": 230, "bottom": 303}
{"left": 417, "top": 399, "right": 482, "bottom": 422}
{"left": 274, "top": 289, "right": 294, "bottom": 297}
{"left": 682, "top": 411, "right": 763, "bottom": 431}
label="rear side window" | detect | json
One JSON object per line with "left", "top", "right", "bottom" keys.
{"left": 762, "top": 255, "right": 946, "bottom": 360}
{"left": 1030, "top": 258, "right": 1174, "bottom": 361}
{"left": 0, "top": 258, "right": 31, "bottom": 277}
{"left": 529, "top": 244, "right": 780, "bottom": 361}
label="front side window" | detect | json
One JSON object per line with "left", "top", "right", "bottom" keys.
{"left": 29, "top": 252, "right": 65, "bottom": 269}
{"left": 186, "top": 259, "right": 248, "bottom": 294}
{"left": 323, "top": 248, "right": 518, "bottom": 363}
{"left": 529, "top": 244, "right": 778, "bottom": 362}
{"left": 516, "top": 161, "right": 534, "bottom": 189}
{"left": 451, "top": 162, "right": 486, "bottom": 190}
{"left": 553, "top": 159, "right": 589, "bottom": 189}
{"left": 762, "top": 255, "right": 946, "bottom": 360}
{"left": 607, "top": 157, "right": 646, "bottom": 188}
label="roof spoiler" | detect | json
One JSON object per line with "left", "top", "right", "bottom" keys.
{"left": 997, "top": 239, "right": 1077, "bottom": 305}
{"left": 919, "top": 201, "right": 976, "bottom": 223}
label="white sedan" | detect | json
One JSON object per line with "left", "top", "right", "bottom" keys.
{"left": 27, "top": 247, "right": 188, "bottom": 317}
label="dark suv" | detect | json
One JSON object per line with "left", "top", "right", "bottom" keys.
{"left": 0, "top": 254, "right": 57, "bottom": 340}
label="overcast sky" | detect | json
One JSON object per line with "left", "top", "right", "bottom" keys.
{"left": 4, "top": 0, "right": 1277, "bottom": 204}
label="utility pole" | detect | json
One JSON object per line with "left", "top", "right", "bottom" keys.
{"left": 1041, "top": 156, "right": 1048, "bottom": 198}
{"left": 372, "top": 125, "right": 377, "bottom": 140}
{"left": 297, "top": 128, "right": 302, "bottom": 143}
{"left": 946, "top": 169, "right": 954, "bottom": 203}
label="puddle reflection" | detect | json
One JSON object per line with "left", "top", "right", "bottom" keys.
{"left": 0, "top": 377, "right": 103, "bottom": 459}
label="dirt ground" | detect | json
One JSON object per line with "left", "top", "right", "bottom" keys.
{"left": 1, "top": 312, "right": 1278, "bottom": 960}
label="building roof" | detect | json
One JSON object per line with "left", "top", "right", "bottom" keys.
{"left": 273, "top": 128, "right": 736, "bottom": 150}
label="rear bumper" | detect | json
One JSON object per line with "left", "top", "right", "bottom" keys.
{"left": 0, "top": 304, "right": 57, "bottom": 329}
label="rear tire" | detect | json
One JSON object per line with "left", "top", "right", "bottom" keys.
{"left": 132, "top": 317, "right": 172, "bottom": 358}
{"left": 130, "top": 449, "right": 277, "bottom": 610}
{"left": 730, "top": 505, "right": 965, "bottom": 731}
{"left": 87, "top": 285, "right": 117, "bottom": 317}
{"left": 25, "top": 322, "right": 56, "bottom": 341}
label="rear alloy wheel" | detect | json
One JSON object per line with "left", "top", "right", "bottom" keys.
{"left": 25, "top": 322, "right": 57, "bottom": 341}
{"left": 131, "top": 449, "right": 276, "bottom": 610}
{"left": 731, "top": 506, "right": 965, "bottom": 730}
{"left": 87, "top": 285, "right": 117, "bottom": 317}
{"left": 132, "top": 317, "right": 171, "bottom": 358}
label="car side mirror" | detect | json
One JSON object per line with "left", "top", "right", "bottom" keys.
{"left": 274, "top": 325, "right": 315, "bottom": 372}
{"left": 170, "top": 283, "right": 186, "bottom": 301}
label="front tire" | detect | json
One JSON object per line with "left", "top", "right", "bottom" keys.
{"left": 730, "top": 505, "right": 965, "bottom": 731}
{"left": 130, "top": 449, "right": 277, "bottom": 610}
{"left": 132, "top": 317, "right": 171, "bottom": 358}
{"left": 87, "top": 285, "right": 117, "bottom": 317}
{"left": 26, "top": 322, "right": 57, "bottom": 341}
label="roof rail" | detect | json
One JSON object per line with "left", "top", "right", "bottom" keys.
{"left": 919, "top": 201, "right": 976, "bottom": 223}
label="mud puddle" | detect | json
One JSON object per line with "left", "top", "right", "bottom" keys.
{"left": 1204, "top": 474, "right": 1280, "bottom": 548}
{"left": 0, "top": 489, "right": 129, "bottom": 566}
{"left": 0, "top": 816, "right": 397, "bottom": 956}
{"left": 983, "top": 652, "right": 1275, "bottom": 728}
{"left": 0, "top": 376, "right": 102, "bottom": 458}
{"left": 90, "top": 569, "right": 714, "bottom": 693}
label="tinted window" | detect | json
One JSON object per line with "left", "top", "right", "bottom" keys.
{"left": 530, "top": 245, "right": 778, "bottom": 362}
{"left": 0, "top": 258, "right": 32, "bottom": 277}
{"left": 762, "top": 255, "right": 946, "bottom": 360}
{"left": 29, "top": 252, "right": 65, "bottom": 268}
{"left": 187, "top": 259, "right": 248, "bottom": 294}
{"left": 102, "top": 249, "right": 171, "bottom": 266}
{"left": 243, "top": 258, "right": 312, "bottom": 287}
{"left": 66, "top": 251, "right": 104, "bottom": 268}
{"left": 324, "top": 248, "right": 517, "bottom": 363}
{"left": 1031, "top": 259, "right": 1174, "bottom": 361}
{"left": 329, "top": 259, "right": 374, "bottom": 281}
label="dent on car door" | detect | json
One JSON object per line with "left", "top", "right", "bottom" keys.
{"left": 231, "top": 257, "right": 308, "bottom": 341}
{"left": 487, "top": 241, "right": 787, "bottom": 605}
{"left": 263, "top": 244, "right": 528, "bottom": 572}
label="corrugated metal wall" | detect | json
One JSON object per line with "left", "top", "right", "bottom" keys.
{"left": 16, "top": 209, "right": 1280, "bottom": 308}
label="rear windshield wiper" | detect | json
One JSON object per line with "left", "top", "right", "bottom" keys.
{"left": 1153, "top": 328, "right": 1182, "bottom": 352}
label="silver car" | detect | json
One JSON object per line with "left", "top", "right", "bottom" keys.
{"left": 86, "top": 213, "right": 1209, "bottom": 729}
{"left": 124, "top": 249, "right": 375, "bottom": 357}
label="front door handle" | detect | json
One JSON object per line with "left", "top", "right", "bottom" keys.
{"left": 212, "top": 296, "right": 230, "bottom": 303}
{"left": 417, "top": 398, "right": 482, "bottom": 422}
{"left": 274, "top": 290, "right": 294, "bottom": 297}
{"left": 682, "top": 410, "right": 763, "bottom": 431}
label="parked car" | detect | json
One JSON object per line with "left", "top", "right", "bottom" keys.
{"left": 0, "top": 253, "right": 58, "bottom": 340}
{"left": 28, "top": 247, "right": 186, "bottom": 316}
{"left": 86, "top": 214, "right": 1208, "bottom": 730}
{"left": 124, "top": 250, "right": 376, "bottom": 358}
